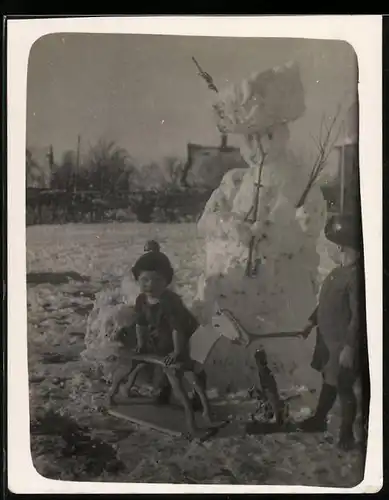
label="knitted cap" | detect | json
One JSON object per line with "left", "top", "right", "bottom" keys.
{"left": 144, "top": 240, "right": 160, "bottom": 253}
{"left": 132, "top": 250, "right": 174, "bottom": 284}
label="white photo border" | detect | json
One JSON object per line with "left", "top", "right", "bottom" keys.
{"left": 7, "top": 15, "right": 383, "bottom": 494}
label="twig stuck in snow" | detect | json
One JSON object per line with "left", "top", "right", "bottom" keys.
{"left": 296, "top": 104, "right": 344, "bottom": 209}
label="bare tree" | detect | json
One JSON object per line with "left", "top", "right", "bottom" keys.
{"left": 26, "top": 148, "right": 46, "bottom": 188}
{"left": 133, "top": 161, "right": 168, "bottom": 191}
{"left": 51, "top": 150, "right": 78, "bottom": 191}
{"left": 84, "top": 139, "right": 134, "bottom": 193}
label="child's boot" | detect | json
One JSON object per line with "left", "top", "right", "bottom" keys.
{"left": 298, "top": 383, "right": 337, "bottom": 432}
{"left": 337, "top": 389, "right": 357, "bottom": 451}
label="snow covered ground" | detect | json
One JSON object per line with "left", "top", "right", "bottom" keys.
{"left": 26, "top": 222, "right": 365, "bottom": 486}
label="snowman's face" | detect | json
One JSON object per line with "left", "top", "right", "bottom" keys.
{"left": 240, "top": 124, "right": 290, "bottom": 167}
{"left": 264, "top": 124, "right": 290, "bottom": 156}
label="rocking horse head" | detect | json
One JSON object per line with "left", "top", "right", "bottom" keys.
{"left": 211, "top": 301, "right": 252, "bottom": 347}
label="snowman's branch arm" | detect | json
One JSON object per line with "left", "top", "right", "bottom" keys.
{"left": 192, "top": 56, "right": 219, "bottom": 94}
{"left": 245, "top": 137, "right": 267, "bottom": 277}
{"left": 253, "top": 139, "right": 267, "bottom": 216}
{"left": 295, "top": 105, "right": 343, "bottom": 208}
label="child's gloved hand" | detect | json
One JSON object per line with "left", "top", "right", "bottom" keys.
{"left": 339, "top": 345, "right": 354, "bottom": 369}
{"left": 164, "top": 352, "right": 180, "bottom": 366}
{"left": 301, "top": 320, "right": 315, "bottom": 339}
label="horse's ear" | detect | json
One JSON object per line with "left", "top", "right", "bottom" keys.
{"left": 211, "top": 307, "right": 241, "bottom": 342}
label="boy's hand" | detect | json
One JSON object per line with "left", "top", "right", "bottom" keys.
{"left": 164, "top": 352, "right": 180, "bottom": 366}
{"left": 339, "top": 345, "right": 354, "bottom": 369}
{"left": 301, "top": 320, "right": 315, "bottom": 339}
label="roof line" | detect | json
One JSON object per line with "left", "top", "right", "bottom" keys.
{"left": 186, "top": 142, "right": 240, "bottom": 153}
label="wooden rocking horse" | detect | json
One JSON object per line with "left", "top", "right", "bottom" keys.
{"left": 107, "top": 302, "right": 304, "bottom": 436}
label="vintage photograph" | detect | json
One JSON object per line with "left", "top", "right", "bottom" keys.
{"left": 25, "top": 32, "right": 369, "bottom": 487}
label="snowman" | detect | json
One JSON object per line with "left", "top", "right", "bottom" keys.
{"left": 193, "top": 61, "right": 327, "bottom": 396}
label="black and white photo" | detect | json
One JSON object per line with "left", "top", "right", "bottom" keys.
{"left": 7, "top": 16, "right": 383, "bottom": 494}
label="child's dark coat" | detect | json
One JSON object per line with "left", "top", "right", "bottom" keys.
{"left": 134, "top": 289, "right": 199, "bottom": 359}
{"left": 309, "top": 259, "right": 367, "bottom": 387}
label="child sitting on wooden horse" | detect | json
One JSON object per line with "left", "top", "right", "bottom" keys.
{"left": 108, "top": 241, "right": 210, "bottom": 435}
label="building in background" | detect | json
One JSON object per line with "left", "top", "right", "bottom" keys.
{"left": 181, "top": 140, "right": 247, "bottom": 190}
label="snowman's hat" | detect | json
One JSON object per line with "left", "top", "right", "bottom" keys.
{"left": 324, "top": 214, "right": 362, "bottom": 251}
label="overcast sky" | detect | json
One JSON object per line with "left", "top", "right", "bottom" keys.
{"left": 27, "top": 33, "right": 357, "bottom": 164}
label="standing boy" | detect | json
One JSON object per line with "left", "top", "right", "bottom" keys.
{"left": 297, "top": 215, "right": 369, "bottom": 451}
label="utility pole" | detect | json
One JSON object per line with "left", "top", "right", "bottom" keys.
{"left": 75, "top": 134, "right": 81, "bottom": 193}
{"left": 47, "top": 145, "right": 54, "bottom": 189}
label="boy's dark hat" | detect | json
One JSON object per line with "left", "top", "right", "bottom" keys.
{"left": 324, "top": 214, "right": 362, "bottom": 250}
{"left": 132, "top": 250, "right": 174, "bottom": 284}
